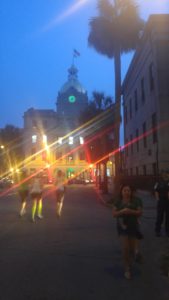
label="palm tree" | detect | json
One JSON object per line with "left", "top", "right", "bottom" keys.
{"left": 92, "top": 91, "right": 105, "bottom": 110}
{"left": 88, "top": 0, "right": 144, "bottom": 176}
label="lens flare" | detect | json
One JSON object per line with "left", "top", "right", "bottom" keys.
{"left": 42, "top": 0, "right": 90, "bottom": 32}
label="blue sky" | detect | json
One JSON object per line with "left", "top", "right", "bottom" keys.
{"left": 0, "top": 0, "right": 169, "bottom": 128}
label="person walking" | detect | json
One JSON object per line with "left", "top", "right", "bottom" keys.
{"left": 30, "top": 173, "right": 43, "bottom": 222}
{"left": 18, "top": 168, "right": 29, "bottom": 217}
{"left": 112, "top": 184, "right": 143, "bottom": 279}
{"left": 154, "top": 169, "right": 169, "bottom": 237}
{"left": 54, "top": 170, "right": 66, "bottom": 218}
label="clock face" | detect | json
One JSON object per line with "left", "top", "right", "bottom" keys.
{"left": 68, "top": 95, "right": 76, "bottom": 103}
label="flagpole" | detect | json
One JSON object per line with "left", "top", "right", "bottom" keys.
{"left": 72, "top": 52, "right": 75, "bottom": 65}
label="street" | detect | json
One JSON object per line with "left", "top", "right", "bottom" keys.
{"left": 0, "top": 184, "right": 169, "bottom": 300}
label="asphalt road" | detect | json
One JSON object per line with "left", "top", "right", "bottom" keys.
{"left": 0, "top": 185, "right": 169, "bottom": 300}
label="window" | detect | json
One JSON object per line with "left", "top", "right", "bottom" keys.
{"left": 136, "top": 129, "right": 139, "bottom": 152}
{"left": 125, "top": 138, "right": 128, "bottom": 157}
{"left": 143, "top": 165, "right": 146, "bottom": 176}
{"left": 129, "top": 98, "right": 132, "bottom": 119}
{"left": 134, "top": 89, "right": 138, "bottom": 112}
{"left": 152, "top": 163, "right": 157, "bottom": 176}
{"left": 149, "top": 63, "right": 154, "bottom": 91}
{"left": 79, "top": 136, "right": 84, "bottom": 145}
{"left": 32, "top": 135, "right": 37, "bottom": 143}
{"left": 130, "top": 134, "right": 133, "bottom": 155}
{"left": 58, "top": 137, "right": 62, "bottom": 144}
{"left": 141, "top": 78, "right": 145, "bottom": 103}
{"left": 32, "top": 120, "right": 37, "bottom": 128}
{"left": 68, "top": 155, "right": 74, "bottom": 162}
{"left": 152, "top": 113, "right": 157, "bottom": 143}
{"left": 42, "top": 135, "right": 47, "bottom": 144}
{"left": 69, "top": 137, "right": 73, "bottom": 145}
{"left": 136, "top": 166, "right": 139, "bottom": 176}
{"left": 143, "top": 122, "right": 147, "bottom": 148}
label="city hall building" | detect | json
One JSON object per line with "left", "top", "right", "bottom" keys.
{"left": 23, "top": 64, "right": 91, "bottom": 181}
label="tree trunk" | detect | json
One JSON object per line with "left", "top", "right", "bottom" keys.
{"left": 114, "top": 45, "right": 121, "bottom": 178}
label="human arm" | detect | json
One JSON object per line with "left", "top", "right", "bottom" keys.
{"left": 154, "top": 182, "right": 160, "bottom": 200}
{"left": 112, "top": 198, "right": 142, "bottom": 218}
{"left": 112, "top": 206, "right": 131, "bottom": 218}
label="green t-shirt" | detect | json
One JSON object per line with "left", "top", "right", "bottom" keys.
{"left": 114, "top": 197, "right": 142, "bottom": 229}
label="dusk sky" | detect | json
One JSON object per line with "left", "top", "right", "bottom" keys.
{"left": 0, "top": 0, "right": 169, "bottom": 129}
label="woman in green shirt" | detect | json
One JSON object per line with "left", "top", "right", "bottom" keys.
{"left": 112, "top": 184, "right": 142, "bottom": 279}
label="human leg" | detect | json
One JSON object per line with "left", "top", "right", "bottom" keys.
{"left": 155, "top": 200, "right": 164, "bottom": 236}
{"left": 37, "top": 198, "right": 43, "bottom": 219}
{"left": 19, "top": 191, "right": 27, "bottom": 216}
{"left": 32, "top": 199, "right": 37, "bottom": 222}
{"left": 56, "top": 191, "right": 64, "bottom": 217}
{"left": 165, "top": 202, "right": 169, "bottom": 236}
{"left": 121, "top": 236, "right": 131, "bottom": 279}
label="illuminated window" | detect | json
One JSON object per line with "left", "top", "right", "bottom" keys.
{"left": 69, "top": 137, "right": 73, "bottom": 145}
{"left": 68, "top": 155, "right": 73, "bottom": 162}
{"left": 43, "top": 135, "right": 47, "bottom": 144}
{"left": 79, "top": 137, "right": 84, "bottom": 144}
{"left": 58, "top": 137, "right": 62, "bottom": 144}
{"left": 32, "top": 135, "right": 37, "bottom": 143}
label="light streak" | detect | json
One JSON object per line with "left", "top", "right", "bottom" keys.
{"left": 1, "top": 112, "right": 169, "bottom": 199}
{"left": 42, "top": 0, "right": 90, "bottom": 32}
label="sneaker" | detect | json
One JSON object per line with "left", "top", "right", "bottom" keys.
{"left": 20, "top": 209, "right": 26, "bottom": 217}
{"left": 124, "top": 271, "right": 131, "bottom": 280}
{"left": 32, "top": 217, "right": 35, "bottom": 223}
{"left": 37, "top": 214, "right": 43, "bottom": 219}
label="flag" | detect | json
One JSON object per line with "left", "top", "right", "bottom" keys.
{"left": 73, "top": 49, "right": 80, "bottom": 57}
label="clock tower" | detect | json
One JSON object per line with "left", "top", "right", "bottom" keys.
{"left": 56, "top": 64, "right": 88, "bottom": 128}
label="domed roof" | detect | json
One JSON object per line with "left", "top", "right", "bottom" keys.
{"left": 60, "top": 64, "right": 86, "bottom": 94}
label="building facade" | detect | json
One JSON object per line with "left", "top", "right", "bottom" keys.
{"left": 23, "top": 64, "right": 91, "bottom": 182}
{"left": 122, "top": 14, "right": 169, "bottom": 177}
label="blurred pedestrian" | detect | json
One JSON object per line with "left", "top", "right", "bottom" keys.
{"left": 112, "top": 184, "right": 143, "bottom": 279}
{"left": 30, "top": 173, "right": 43, "bottom": 222}
{"left": 18, "top": 168, "right": 29, "bottom": 217}
{"left": 54, "top": 170, "right": 66, "bottom": 218}
{"left": 154, "top": 169, "right": 169, "bottom": 237}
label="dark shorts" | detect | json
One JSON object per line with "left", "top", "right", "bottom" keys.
{"left": 31, "top": 192, "right": 42, "bottom": 200}
{"left": 18, "top": 190, "right": 29, "bottom": 203}
{"left": 117, "top": 224, "right": 139, "bottom": 238}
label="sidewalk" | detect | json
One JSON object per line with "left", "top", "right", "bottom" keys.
{"left": 95, "top": 183, "right": 169, "bottom": 283}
